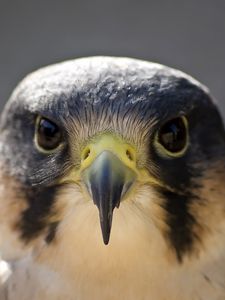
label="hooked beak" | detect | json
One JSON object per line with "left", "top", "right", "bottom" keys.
{"left": 82, "top": 150, "right": 136, "bottom": 244}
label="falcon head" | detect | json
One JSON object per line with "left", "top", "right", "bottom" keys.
{"left": 0, "top": 57, "right": 224, "bottom": 267}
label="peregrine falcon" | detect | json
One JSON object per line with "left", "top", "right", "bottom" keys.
{"left": 0, "top": 57, "right": 224, "bottom": 300}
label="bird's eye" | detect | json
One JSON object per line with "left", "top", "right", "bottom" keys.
{"left": 35, "top": 117, "right": 62, "bottom": 151}
{"left": 155, "top": 116, "right": 188, "bottom": 157}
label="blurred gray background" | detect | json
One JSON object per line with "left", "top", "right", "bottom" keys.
{"left": 0, "top": 0, "right": 225, "bottom": 119}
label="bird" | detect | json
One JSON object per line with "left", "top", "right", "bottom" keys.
{"left": 0, "top": 56, "right": 224, "bottom": 300}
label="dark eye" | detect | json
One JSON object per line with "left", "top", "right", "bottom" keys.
{"left": 156, "top": 117, "right": 188, "bottom": 155}
{"left": 36, "top": 117, "right": 62, "bottom": 151}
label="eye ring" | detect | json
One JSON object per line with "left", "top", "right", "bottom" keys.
{"left": 34, "top": 115, "right": 63, "bottom": 153}
{"left": 154, "top": 116, "right": 189, "bottom": 158}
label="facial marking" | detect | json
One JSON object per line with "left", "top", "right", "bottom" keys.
{"left": 159, "top": 188, "right": 198, "bottom": 261}
{"left": 19, "top": 186, "right": 59, "bottom": 243}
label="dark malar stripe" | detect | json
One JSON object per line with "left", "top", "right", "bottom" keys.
{"left": 19, "top": 185, "right": 58, "bottom": 242}
{"left": 158, "top": 188, "right": 197, "bottom": 262}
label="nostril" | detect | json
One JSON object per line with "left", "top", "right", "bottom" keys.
{"left": 126, "top": 149, "right": 134, "bottom": 161}
{"left": 83, "top": 148, "right": 91, "bottom": 160}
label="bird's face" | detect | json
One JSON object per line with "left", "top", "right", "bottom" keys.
{"left": 0, "top": 57, "right": 225, "bottom": 266}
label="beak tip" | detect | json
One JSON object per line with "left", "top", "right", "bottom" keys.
{"left": 103, "top": 239, "right": 110, "bottom": 245}
{"left": 101, "top": 225, "right": 111, "bottom": 245}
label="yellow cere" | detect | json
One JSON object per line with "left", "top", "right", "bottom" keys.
{"left": 61, "top": 133, "right": 162, "bottom": 188}
{"left": 80, "top": 134, "right": 137, "bottom": 172}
